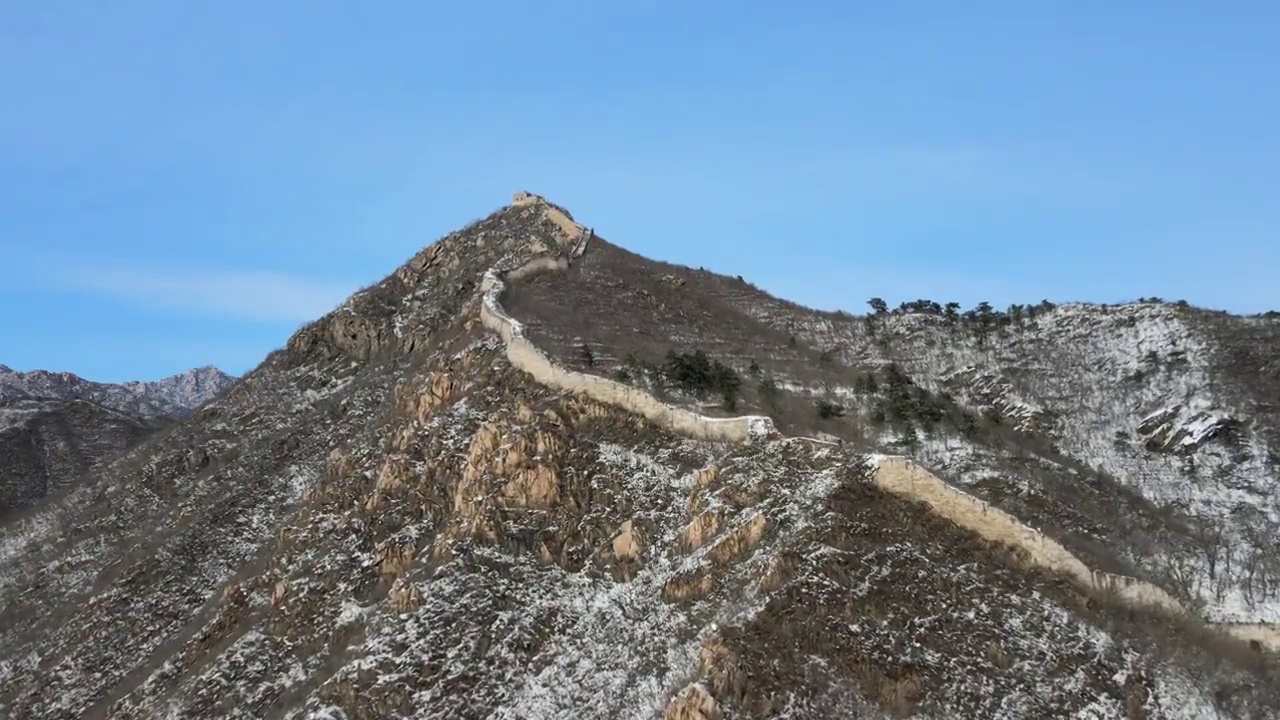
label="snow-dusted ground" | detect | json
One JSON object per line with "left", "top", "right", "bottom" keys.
{"left": 3, "top": 198, "right": 1277, "bottom": 718}
{"left": 755, "top": 301, "right": 1280, "bottom": 624}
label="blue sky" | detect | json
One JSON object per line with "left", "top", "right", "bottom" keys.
{"left": 2, "top": 2, "right": 1277, "bottom": 382}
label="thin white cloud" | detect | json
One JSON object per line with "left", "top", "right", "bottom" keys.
{"left": 58, "top": 266, "right": 357, "bottom": 322}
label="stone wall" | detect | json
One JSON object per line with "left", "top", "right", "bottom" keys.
{"left": 480, "top": 191, "right": 1277, "bottom": 649}
{"left": 511, "top": 190, "right": 588, "bottom": 244}
{"left": 479, "top": 197, "right": 775, "bottom": 445}
{"left": 872, "top": 456, "right": 1185, "bottom": 612}
{"left": 871, "top": 455, "right": 1279, "bottom": 649}
{"left": 480, "top": 268, "right": 774, "bottom": 444}
{"left": 1221, "top": 623, "right": 1280, "bottom": 651}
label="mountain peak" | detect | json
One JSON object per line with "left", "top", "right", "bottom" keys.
{"left": 278, "top": 193, "right": 591, "bottom": 367}
{"left": 4, "top": 199, "right": 1280, "bottom": 717}
{"left": 0, "top": 363, "right": 236, "bottom": 418}
{"left": 0, "top": 363, "right": 236, "bottom": 516}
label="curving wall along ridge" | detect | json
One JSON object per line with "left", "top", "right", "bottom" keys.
{"left": 479, "top": 194, "right": 775, "bottom": 444}
{"left": 871, "top": 456, "right": 1280, "bottom": 650}
{"left": 871, "top": 456, "right": 1185, "bottom": 612}
{"left": 478, "top": 192, "right": 1277, "bottom": 650}
{"left": 1226, "top": 624, "right": 1280, "bottom": 651}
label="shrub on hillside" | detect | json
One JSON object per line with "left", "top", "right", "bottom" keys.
{"left": 817, "top": 399, "right": 845, "bottom": 419}
{"left": 663, "top": 349, "right": 742, "bottom": 410}
{"left": 758, "top": 375, "right": 783, "bottom": 413}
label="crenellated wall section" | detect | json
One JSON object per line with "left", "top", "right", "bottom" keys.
{"left": 477, "top": 191, "right": 1278, "bottom": 651}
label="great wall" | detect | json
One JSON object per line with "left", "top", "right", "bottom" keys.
{"left": 478, "top": 191, "right": 1280, "bottom": 652}
{"left": 480, "top": 194, "right": 775, "bottom": 445}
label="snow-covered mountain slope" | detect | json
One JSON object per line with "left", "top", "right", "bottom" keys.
{"left": 799, "top": 303, "right": 1280, "bottom": 625}
{"left": 0, "top": 364, "right": 236, "bottom": 420}
{"left": 509, "top": 239, "right": 1280, "bottom": 628}
{"left": 0, "top": 366, "right": 236, "bottom": 516}
{"left": 1, "top": 193, "right": 1277, "bottom": 718}
{"left": 0, "top": 399, "right": 166, "bottom": 516}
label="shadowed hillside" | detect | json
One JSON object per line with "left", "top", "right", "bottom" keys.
{"left": 0, "top": 366, "right": 236, "bottom": 516}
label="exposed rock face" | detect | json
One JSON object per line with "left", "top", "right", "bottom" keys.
{"left": 0, "top": 366, "right": 235, "bottom": 516}
{"left": 1, "top": 195, "right": 1277, "bottom": 719}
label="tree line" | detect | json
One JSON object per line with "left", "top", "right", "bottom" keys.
{"left": 866, "top": 297, "right": 1059, "bottom": 324}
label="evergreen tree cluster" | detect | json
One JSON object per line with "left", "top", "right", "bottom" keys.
{"left": 663, "top": 349, "right": 742, "bottom": 408}
{"left": 862, "top": 296, "right": 1063, "bottom": 347}
{"left": 867, "top": 363, "right": 948, "bottom": 435}
{"left": 615, "top": 349, "right": 744, "bottom": 410}
{"left": 819, "top": 362, "right": 994, "bottom": 447}
{"left": 865, "top": 296, "right": 1060, "bottom": 325}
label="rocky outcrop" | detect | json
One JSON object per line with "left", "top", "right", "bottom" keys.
{"left": 286, "top": 305, "right": 395, "bottom": 362}
{"left": 1137, "top": 404, "right": 1238, "bottom": 454}
{"left": 664, "top": 683, "right": 722, "bottom": 720}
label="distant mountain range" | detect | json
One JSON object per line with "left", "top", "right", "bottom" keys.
{"left": 0, "top": 364, "right": 235, "bottom": 420}
{"left": 0, "top": 365, "right": 236, "bottom": 516}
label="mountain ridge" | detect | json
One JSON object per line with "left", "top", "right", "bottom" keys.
{"left": 0, "top": 364, "right": 237, "bottom": 420}
{"left": 503, "top": 222, "right": 1280, "bottom": 626}
{"left": 482, "top": 194, "right": 1280, "bottom": 649}
{"left": 1, "top": 192, "right": 1277, "bottom": 718}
